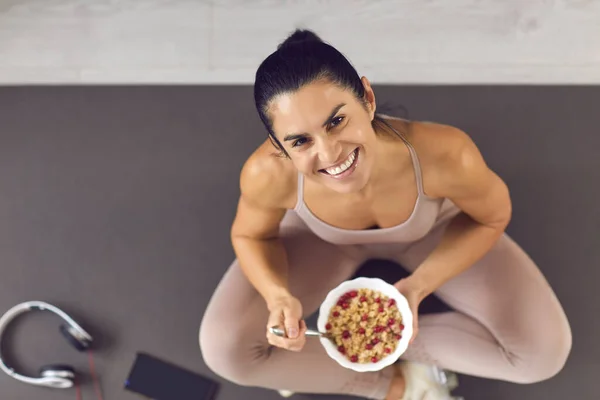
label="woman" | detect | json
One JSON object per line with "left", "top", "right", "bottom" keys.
{"left": 199, "top": 30, "right": 572, "bottom": 400}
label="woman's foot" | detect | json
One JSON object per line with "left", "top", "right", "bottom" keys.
{"left": 387, "top": 361, "right": 460, "bottom": 400}
{"left": 279, "top": 362, "right": 461, "bottom": 400}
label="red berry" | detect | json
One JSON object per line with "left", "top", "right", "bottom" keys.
{"left": 389, "top": 299, "right": 396, "bottom": 306}
{"left": 388, "top": 318, "right": 395, "bottom": 326}
{"left": 326, "top": 323, "right": 332, "bottom": 330}
{"left": 337, "top": 300, "right": 345, "bottom": 306}
{"left": 342, "top": 330, "right": 350, "bottom": 339}
{"left": 338, "top": 345, "right": 345, "bottom": 354}
{"left": 378, "top": 306, "right": 384, "bottom": 313}
{"left": 362, "top": 314, "right": 368, "bottom": 321}
{"left": 374, "top": 326, "right": 384, "bottom": 333}
{"left": 349, "top": 290, "right": 358, "bottom": 298}
{"left": 396, "top": 334, "right": 402, "bottom": 340}
{"left": 333, "top": 311, "right": 340, "bottom": 317}
{"left": 358, "top": 327, "right": 366, "bottom": 334}
{"left": 351, "top": 355, "right": 358, "bottom": 362}
{"left": 365, "top": 343, "right": 373, "bottom": 350}
{"left": 360, "top": 296, "right": 367, "bottom": 302}
{"left": 342, "top": 303, "right": 349, "bottom": 309}
{"left": 384, "top": 347, "right": 392, "bottom": 354}
{"left": 372, "top": 338, "right": 380, "bottom": 345}
{"left": 375, "top": 298, "right": 381, "bottom": 303}
{"left": 371, "top": 356, "right": 378, "bottom": 363}
{"left": 399, "top": 324, "right": 405, "bottom": 330}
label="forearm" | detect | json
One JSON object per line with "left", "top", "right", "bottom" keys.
{"left": 409, "top": 212, "right": 508, "bottom": 300}
{"left": 231, "top": 235, "right": 292, "bottom": 308}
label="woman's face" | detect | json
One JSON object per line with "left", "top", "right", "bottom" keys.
{"left": 269, "top": 77, "right": 379, "bottom": 194}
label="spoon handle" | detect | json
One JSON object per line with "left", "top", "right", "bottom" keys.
{"left": 270, "top": 326, "right": 323, "bottom": 337}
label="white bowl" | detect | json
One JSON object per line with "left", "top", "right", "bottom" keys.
{"left": 317, "top": 277, "right": 413, "bottom": 372}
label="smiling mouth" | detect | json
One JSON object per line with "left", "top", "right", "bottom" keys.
{"left": 319, "top": 148, "right": 359, "bottom": 177}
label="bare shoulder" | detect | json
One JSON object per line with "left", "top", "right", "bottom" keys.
{"left": 405, "top": 120, "right": 489, "bottom": 197}
{"left": 405, "top": 120, "right": 474, "bottom": 161}
{"left": 239, "top": 141, "right": 298, "bottom": 210}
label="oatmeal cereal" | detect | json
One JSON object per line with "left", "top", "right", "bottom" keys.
{"left": 325, "top": 288, "right": 404, "bottom": 364}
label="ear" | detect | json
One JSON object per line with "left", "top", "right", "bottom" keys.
{"left": 361, "top": 76, "right": 376, "bottom": 120}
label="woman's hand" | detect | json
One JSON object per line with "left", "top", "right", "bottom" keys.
{"left": 393, "top": 278, "right": 426, "bottom": 345}
{"left": 266, "top": 294, "right": 307, "bottom": 352}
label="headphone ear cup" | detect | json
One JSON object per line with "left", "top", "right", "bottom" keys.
{"left": 59, "top": 324, "right": 91, "bottom": 351}
{"left": 39, "top": 364, "right": 76, "bottom": 388}
{"left": 39, "top": 364, "right": 76, "bottom": 378}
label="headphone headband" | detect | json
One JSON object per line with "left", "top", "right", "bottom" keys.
{"left": 0, "top": 301, "right": 93, "bottom": 388}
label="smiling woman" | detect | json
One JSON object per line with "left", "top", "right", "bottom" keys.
{"left": 199, "top": 29, "right": 572, "bottom": 400}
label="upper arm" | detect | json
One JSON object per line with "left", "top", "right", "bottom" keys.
{"left": 435, "top": 126, "right": 512, "bottom": 229}
{"left": 230, "top": 153, "right": 293, "bottom": 240}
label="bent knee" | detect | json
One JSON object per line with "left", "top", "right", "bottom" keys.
{"left": 199, "top": 315, "right": 265, "bottom": 386}
{"left": 510, "top": 320, "right": 572, "bottom": 384}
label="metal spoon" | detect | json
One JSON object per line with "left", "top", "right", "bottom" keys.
{"left": 269, "top": 326, "right": 331, "bottom": 338}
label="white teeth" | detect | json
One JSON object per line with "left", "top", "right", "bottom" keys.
{"left": 325, "top": 150, "right": 356, "bottom": 175}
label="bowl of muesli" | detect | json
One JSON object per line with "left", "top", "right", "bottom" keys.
{"left": 317, "top": 277, "right": 413, "bottom": 372}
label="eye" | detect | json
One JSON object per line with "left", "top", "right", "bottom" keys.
{"left": 329, "top": 116, "right": 345, "bottom": 128}
{"left": 292, "top": 137, "right": 308, "bottom": 148}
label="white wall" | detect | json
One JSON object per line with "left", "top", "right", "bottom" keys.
{"left": 1, "top": 0, "right": 599, "bottom": 85}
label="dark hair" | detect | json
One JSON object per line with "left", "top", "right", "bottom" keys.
{"left": 253, "top": 29, "right": 406, "bottom": 157}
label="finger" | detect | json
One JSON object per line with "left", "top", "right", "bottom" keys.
{"left": 266, "top": 308, "right": 288, "bottom": 347}
{"left": 267, "top": 307, "right": 284, "bottom": 333}
{"left": 409, "top": 319, "right": 419, "bottom": 345}
{"left": 299, "top": 319, "right": 307, "bottom": 334}
{"left": 288, "top": 337, "right": 306, "bottom": 352}
{"left": 292, "top": 320, "right": 310, "bottom": 350}
{"left": 287, "top": 324, "right": 307, "bottom": 352}
{"left": 275, "top": 320, "right": 307, "bottom": 352}
{"left": 283, "top": 305, "right": 302, "bottom": 339}
{"left": 287, "top": 320, "right": 307, "bottom": 347}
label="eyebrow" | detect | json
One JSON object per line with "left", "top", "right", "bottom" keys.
{"left": 283, "top": 103, "right": 346, "bottom": 142}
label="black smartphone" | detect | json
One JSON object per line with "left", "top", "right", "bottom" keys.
{"left": 124, "top": 352, "right": 220, "bottom": 400}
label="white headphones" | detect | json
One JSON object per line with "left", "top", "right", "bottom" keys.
{"left": 0, "top": 301, "right": 93, "bottom": 389}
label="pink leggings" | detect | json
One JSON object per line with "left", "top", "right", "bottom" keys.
{"left": 199, "top": 203, "right": 572, "bottom": 399}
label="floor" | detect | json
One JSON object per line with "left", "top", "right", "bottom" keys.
{"left": 2, "top": 0, "right": 600, "bottom": 84}
{"left": 0, "top": 86, "right": 597, "bottom": 400}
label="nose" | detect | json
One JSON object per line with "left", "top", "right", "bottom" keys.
{"left": 316, "top": 137, "right": 342, "bottom": 166}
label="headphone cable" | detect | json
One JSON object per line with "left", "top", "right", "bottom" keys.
{"left": 87, "top": 350, "right": 105, "bottom": 400}
{"left": 75, "top": 377, "right": 82, "bottom": 400}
